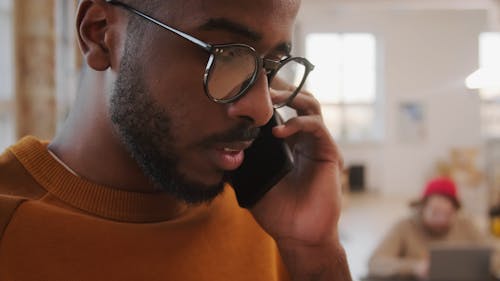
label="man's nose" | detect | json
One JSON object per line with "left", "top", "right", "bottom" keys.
{"left": 226, "top": 71, "right": 274, "bottom": 127}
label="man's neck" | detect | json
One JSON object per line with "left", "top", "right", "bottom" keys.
{"left": 48, "top": 68, "right": 187, "bottom": 218}
{"left": 49, "top": 70, "right": 145, "bottom": 188}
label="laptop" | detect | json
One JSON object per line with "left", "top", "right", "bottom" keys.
{"left": 429, "top": 244, "right": 493, "bottom": 281}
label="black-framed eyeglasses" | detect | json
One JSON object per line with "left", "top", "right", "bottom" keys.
{"left": 106, "top": 0, "right": 314, "bottom": 108}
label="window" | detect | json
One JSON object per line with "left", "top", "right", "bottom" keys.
{"left": 0, "top": 0, "right": 14, "bottom": 151}
{"left": 306, "top": 33, "right": 380, "bottom": 142}
{"left": 478, "top": 32, "right": 500, "bottom": 138}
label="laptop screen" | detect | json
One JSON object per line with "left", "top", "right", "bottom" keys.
{"left": 429, "top": 244, "right": 492, "bottom": 281}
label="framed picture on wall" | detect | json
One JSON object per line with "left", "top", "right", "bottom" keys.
{"left": 398, "top": 101, "right": 426, "bottom": 143}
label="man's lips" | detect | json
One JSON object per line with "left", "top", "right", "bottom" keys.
{"left": 209, "top": 141, "right": 254, "bottom": 171}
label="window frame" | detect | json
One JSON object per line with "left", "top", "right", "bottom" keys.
{"left": 305, "top": 32, "right": 383, "bottom": 143}
{"left": 478, "top": 32, "right": 500, "bottom": 140}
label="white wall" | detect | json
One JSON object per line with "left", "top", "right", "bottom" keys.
{"left": 296, "top": 6, "right": 487, "bottom": 196}
{"left": 0, "top": 0, "right": 10, "bottom": 11}
{"left": 0, "top": 1, "right": 12, "bottom": 100}
{"left": 0, "top": 0, "right": 13, "bottom": 152}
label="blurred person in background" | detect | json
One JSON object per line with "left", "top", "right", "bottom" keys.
{"left": 368, "top": 177, "right": 486, "bottom": 280}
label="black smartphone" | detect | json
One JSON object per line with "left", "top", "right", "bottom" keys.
{"left": 228, "top": 112, "right": 294, "bottom": 208}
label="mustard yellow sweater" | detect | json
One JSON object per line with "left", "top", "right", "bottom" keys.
{"left": 0, "top": 136, "right": 289, "bottom": 281}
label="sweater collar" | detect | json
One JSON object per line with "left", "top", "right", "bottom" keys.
{"left": 10, "top": 136, "right": 226, "bottom": 223}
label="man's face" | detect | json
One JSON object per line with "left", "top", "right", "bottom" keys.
{"left": 109, "top": 0, "right": 300, "bottom": 204}
{"left": 421, "top": 195, "right": 457, "bottom": 236}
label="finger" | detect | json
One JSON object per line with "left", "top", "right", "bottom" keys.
{"left": 295, "top": 87, "right": 315, "bottom": 98}
{"left": 269, "top": 76, "right": 315, "bottom": 98}
{"left": 272, "top": 115, "right": 343, "bottom": 166}
{"left": 270, "top": 88, "right": 295, "bottom": 106}
{"left": 273, "top": 115, "right": 324, "bottom": 139}
{"left": 289, "top": 91, "right": 322, "bottom": 116}
{"left": 270, "top": 88, "right": 322, "bottom": 116}
{"left": 269, "top": 76, "right": 295, "bottom": 92}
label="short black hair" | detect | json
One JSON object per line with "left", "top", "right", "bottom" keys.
{"left": 113, "top": 1, "right": 164, "bottom": 49}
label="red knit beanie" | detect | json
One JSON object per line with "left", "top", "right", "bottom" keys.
{"left": 422, "top": 177, "right": 460, "bottom": 209}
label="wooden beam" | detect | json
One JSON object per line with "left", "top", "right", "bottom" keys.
{"left": 14, "top": 0, "right": 57, "bottom": 140}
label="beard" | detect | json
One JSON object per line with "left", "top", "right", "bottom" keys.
{"left": 109, "top": 65, "right": 224, "bottom": 204}
{"left": 109, "top": 38, "right": 260, "bottom": 205}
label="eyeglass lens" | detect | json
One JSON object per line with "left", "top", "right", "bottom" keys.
{"left": 270, "top": 60, "right": 307, "bottom": 107}
{"left": 206, "top": 46, "right": 307, "bottom": 107}
{"left": 207, "top": 46, "right": 257, "bottom": 101}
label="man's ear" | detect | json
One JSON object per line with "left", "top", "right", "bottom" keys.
{"left": 76, "top": 0, "right": 115, "bottom": 71}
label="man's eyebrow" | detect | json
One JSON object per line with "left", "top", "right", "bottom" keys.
{"left": 199, "top": 18, "right": 262, "bottom": 42}
{"left": 199, "top": 18, "right": 292, "bottom": 56}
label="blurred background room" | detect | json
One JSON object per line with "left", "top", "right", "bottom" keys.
{"left": 1, "top": 0, "right": 500, "bottom": 280}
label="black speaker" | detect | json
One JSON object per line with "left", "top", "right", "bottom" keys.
{"left": 348, "top": 165, "right": 365, "bottom": 192}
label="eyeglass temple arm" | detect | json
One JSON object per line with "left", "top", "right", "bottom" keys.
{"left": 106, "top": 0, "right": 212, "bottom": 51}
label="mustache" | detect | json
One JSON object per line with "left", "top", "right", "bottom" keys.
{"left": 203, "top": 124, "right": 261, "bottom": 145}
